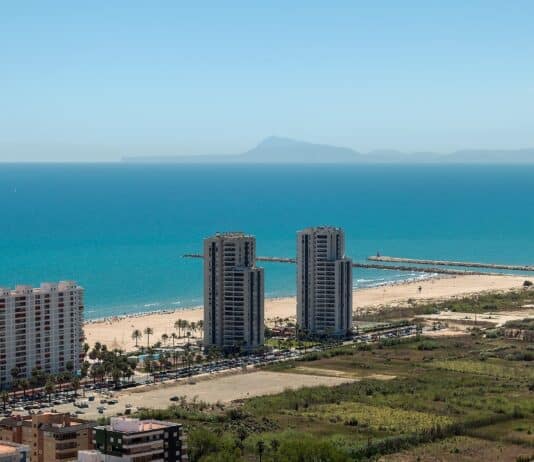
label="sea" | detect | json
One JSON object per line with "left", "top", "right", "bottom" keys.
{"left": 1, "top": 163, "right": 533, "bottom": 320}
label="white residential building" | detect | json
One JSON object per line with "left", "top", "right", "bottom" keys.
{"left": 297, "top": 226, "right": 353, "bottom": 336}
{"left": 0, "top": 281, "right": 84, "bottom": 388}
{"left": 203, "top": 232, "right": 264, "bottom": 351}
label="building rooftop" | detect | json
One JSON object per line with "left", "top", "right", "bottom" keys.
{"left": 0, "top": 281, "right": 82, "bottom": 297}
{"left": 0, "top": 442, "right": 26, "bottom": 455}
{"left": 96, "top": 417, "right": 178, "bottom": 434}
{"left": 299, "top": 225, "right": 343, "bottom": 233}
{"left": 0, "top": 445, "right": 16, "bottom": 455}
{"left": 0, "top": 413, "right": 94, "bottom": 434}
{"left": 211, "top": 231, "right": 254, "bottom": 239}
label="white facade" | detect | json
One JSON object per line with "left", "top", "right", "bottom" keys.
{"left": 0, "top": 281, "right": 84, "bottom": 388}
{"left": 297, "top": 227, "right": 353, "bottom": 336}
{"left": 203, "top": 232, "right": 264, "bottom": 351}
{"left": 78, "top": 451, "right": 102, "bottom": 462}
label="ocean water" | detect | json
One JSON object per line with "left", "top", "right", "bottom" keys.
{"left": 1, "top": 163, "right": 533, "bottom": 319}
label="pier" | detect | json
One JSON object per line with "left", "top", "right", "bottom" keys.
{"left": 368, "top": 255, "right": 534, "bottom": 272}
{"left": 182, "top": 254, "right": 510, "bottom": 276}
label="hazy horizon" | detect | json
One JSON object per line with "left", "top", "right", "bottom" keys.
{"left": 2, "top": 1, "right": 534, "bottom": 162}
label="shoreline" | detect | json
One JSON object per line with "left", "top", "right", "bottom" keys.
{"left": 84, "top": 274, "right": 529, "bottom": 351}
{"left": 84, "top": 272, "right": 440, "bottom": 324}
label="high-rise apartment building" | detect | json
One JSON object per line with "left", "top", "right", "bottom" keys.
{"left": 297, "top": 226, "right": 353, "bottom": 336}
{"left": 0, "top": 413, "right": 93, "bottom": 462}
{"left": 203, "top": 232, "right": 264, "bottom": 351}
{"left": 0, "top": 281, "right": 84, "bottom": 388}
{"left": 91, "top": 417, "right": 186, "bottom": 462}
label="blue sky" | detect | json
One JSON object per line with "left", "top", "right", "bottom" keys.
{"left": 1, "top": 1, "right": 533, "bottom": 161}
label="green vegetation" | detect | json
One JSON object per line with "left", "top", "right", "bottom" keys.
{"left": 265, "top": 338, "right": 319, "bottom": 350}
{"left": 356, "top": 288, "right": 534, "bottom": 321}
{"left": 429, "top": 358, "right": 534, "bottom": 381}
{"left": 138, "top": 333, "right": 533, "bottom": 461}
{"left": 503, "top": 318, "right": 534, "bottom": 331}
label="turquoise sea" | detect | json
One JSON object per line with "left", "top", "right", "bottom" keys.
{"left": 1, "top": 164, "right": 533, "bottom": 319}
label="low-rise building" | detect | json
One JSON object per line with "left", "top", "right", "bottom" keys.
{"left": 93, "top": 417, "right": 187, "bottom": 461}
{"left": 0, "top": 413, "right": 93, "bottom": 462}
{"left": 0, "top": 442, "right": 28, "bottom": 462}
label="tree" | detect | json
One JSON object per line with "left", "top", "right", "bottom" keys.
{"left": 170, "top": 332, "right": 178, "bottom": 347}
{"left": 270, "top": 439, "right": 280, "bottom": 461}
{"left": 1, "top": 391, "right": 9, "bottom": 412}
{"left": 111, "top": 367, "right": 122, "bottom": 389}
{"left": 197, "top": 320, "right": 204, "bottom": 338}
{"left": 30, "top": 367, "right": 46, "bottom": 391}
{"left": 256, "top": 440, "right": 265, "bottom": 462}
{"left": 19, "top": 379, "right": 29, "bottom": 398}
{"left": 174, "top": 319, "right": 183, "bottom": 338}
{"left": 65, "top": 360, "right": 74, "bottom": 374}
{"left": 131, "top": 329, "right": 142, "bottom": 347}
{"left": 10, "top": 367, "right": 19, "bottom": 387}
{"left": 144, "top": 327, "right": 154, "bottom": 347}
{"left": 161, "top": 333, "right": 169, "bottom": 346}
{"left": 524, "top": 280, "right": 533, "bottom": 288}
{"left": 80, "top": 361, "right": 90, "bottom": 380}
{"left": 44, "top": 378, "right": 55, "bottom": 403}
{"left": 71, "top": 377, "right": 81, "bottom": 398}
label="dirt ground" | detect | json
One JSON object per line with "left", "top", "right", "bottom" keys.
{"left": 51, "top": 370, "right": 355, "bottom": 420}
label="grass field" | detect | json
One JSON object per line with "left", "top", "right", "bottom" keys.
{"left": 134, "top": 329, "right": 533, "bottom": 461}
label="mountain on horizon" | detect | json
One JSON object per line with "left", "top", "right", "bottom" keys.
{"left": 122, "top": 136, "right": 534, "bottom": 164}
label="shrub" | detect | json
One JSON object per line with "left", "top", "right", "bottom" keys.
{"left": 417, "top": 341, "right": 439, "bottom": 351}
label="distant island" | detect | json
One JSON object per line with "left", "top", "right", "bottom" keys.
{"left": 122, "top": 136, "right": 534, "bottom": 164}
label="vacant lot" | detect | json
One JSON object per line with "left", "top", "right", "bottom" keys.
{"left": 54, "top": 370, "right": 355, "bottom": 420}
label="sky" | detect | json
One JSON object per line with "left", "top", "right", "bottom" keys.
{"left": 1, "top": 1, "right": 534, "bottom": 162}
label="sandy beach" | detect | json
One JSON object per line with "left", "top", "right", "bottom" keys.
{"left": 84, "top": 274, "right": 529, "bottom": 351}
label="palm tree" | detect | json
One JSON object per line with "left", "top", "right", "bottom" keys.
{"left": 170, "top": 332, "right": 178, "bottom": 348}
{"left": 19, "top": 379, "right": 29, "bottom": 398}
{"left": 174, "top": 319, "right": 183, "bottom": 338}
{"left": 44, "top": 378, "right": 55, "bottom": 403}
{"left": 71, "top": 377, "right": 81, "bottom": 398}
{"left": 111, "top": 367, "right": 122, "bottom": 389}
{"left": 144, "top": 327, "right": 154, "bottom": 347}
{"left": 131, "top": 329, "right": 142, "bottom": 347}
{"left": 1, "top": 391, "right": 9, "bottom": 412}
{"left": 161, "top": 333, "right": 169, "bottom": 346}
{"left": 197, "top": 320, "right": 204, "bottom": 338}
{"left": 10, "top": 367, "right": 19, "bottom": 388}
{"left": 190, "top": 322, "right": 197, "bottom": 338}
